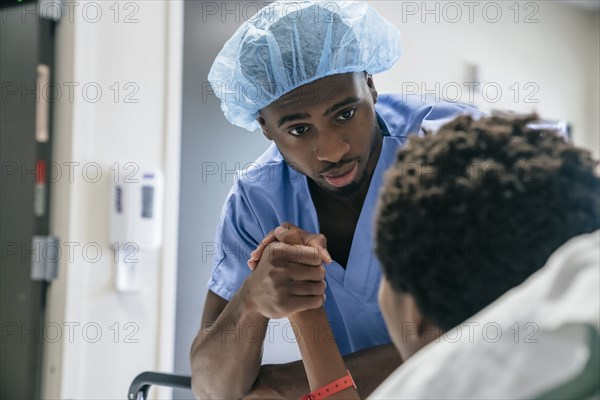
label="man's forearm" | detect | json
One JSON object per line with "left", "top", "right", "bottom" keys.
{"left": 190, "top": 292, "right": 269, "bottom": 399}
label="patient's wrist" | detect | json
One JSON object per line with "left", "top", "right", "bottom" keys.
{"left": 289, "top": 308, "right": 323, "bottom": 323}
{"left": 301, "top": 370, "right": 357, "bottom": 400}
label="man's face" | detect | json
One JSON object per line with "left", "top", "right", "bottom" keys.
{"left": 257, "top": 72, "right": 380, "bottom": 196}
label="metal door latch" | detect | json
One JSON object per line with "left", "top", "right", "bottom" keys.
{"left": 31, "top": 235, "right": 59, "bottom": 282}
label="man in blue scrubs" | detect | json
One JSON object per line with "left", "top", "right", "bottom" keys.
{"left": 190, "top": 2, "right": 482, "bottom": 399}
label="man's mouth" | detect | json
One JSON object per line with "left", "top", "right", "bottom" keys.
{"left": 321, "top": 161, "right": 359, "bottom": 188}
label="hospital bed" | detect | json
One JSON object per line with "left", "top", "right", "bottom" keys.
{"left": 128, "top": 372, "right": 191, "bottom": 400}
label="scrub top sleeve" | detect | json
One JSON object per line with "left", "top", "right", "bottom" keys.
{"left": 207, "top": 181, "right": 264, "bottom": 302}
{"left": 418, "top": 101, "right": 487, "bottom": 134}
{"left": 376, "top": 94, "right": 487, "bottom": 141}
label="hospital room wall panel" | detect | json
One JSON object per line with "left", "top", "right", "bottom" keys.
{"left": 42, "top": 1, "right": 183, "bottom": 399}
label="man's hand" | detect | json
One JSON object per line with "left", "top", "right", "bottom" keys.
{"left": 239, "top": 222, "right": 332, "bottom": 320}
{"left": 247, "top": 222, "right": 332, "bottom": 270}
{"left": 239, "top": 246, "right": 325, "bottom": 319}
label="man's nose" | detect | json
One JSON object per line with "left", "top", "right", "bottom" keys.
{"left": 315, "top": 131, "right": 350, "bottom": 163}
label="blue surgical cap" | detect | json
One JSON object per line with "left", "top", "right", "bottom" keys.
{"left": 208, "top": 1, "right": 402, "bottom": 131}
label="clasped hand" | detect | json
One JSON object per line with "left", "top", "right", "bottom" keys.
{"left": 241, "top": 222, "right": 332, "bottom": 320}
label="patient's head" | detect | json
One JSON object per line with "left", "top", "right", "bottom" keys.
{"left": 375, "top": 114, "right": 600, "bottom": 360}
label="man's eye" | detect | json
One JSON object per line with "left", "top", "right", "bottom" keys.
{"left": 288, "top": 126, "right": 309, "bottom": 136}
{"left": 337, "top": 108, "right": 356, "bottom": 121}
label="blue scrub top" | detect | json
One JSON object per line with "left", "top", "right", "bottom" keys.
{"left": 207, "top": 94, "right": 482, "bottom": 355}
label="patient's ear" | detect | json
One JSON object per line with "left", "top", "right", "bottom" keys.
{"left": 404, "top": 295, "right": 426, "bottom": 336}
{"left": 415, "top": 310, "right": 441, "bottom": 342}
{"left": 404, "top": 295, "right": 443, "bottom": 352}
{"left": 379, "top": 279, "right": 443, "bottom": 360}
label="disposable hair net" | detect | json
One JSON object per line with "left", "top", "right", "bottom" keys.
{"left": 208, "top": 1, "right": 402, "bottom": 131}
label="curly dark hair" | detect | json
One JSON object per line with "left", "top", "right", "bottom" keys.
{"left": 375, "top": 114, "right": 600, "bottom": 332}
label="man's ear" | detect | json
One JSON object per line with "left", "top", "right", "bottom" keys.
{"left": 257, "top": 114, "right": 273, "bottom": 141}
{"left": 366, "top": 73, "right": 378, "bottom": 105}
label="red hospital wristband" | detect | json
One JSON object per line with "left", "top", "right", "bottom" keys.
{"left": 300, "top": 370, "right": 357, "bottom": 400}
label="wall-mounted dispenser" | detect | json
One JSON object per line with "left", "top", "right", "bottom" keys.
{"left": 109, "top": 167, "right": 164, "bottom": 292}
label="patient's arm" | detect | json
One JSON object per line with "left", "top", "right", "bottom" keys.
{"left": 289, "top": 308, "right": 360, "bottom": 399}
{"left": 244, "top": 224, "right": 402, "bottom": 399}
{"left": 246, "top": 342, "right": 400, "bottom": 399}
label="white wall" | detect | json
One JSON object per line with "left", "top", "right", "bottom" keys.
{"left": 42, "top": 1, "right": 182, "bottom": 398}
{"left": 371, "top": 0, "right": 599, "bottom": 156}
{"left": 587, "top": 9, "right": 600, "bottom": 157}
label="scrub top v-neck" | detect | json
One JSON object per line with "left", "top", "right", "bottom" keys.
{"left": 296, "top": 132, "right": 400, "bottom": 354}
{"left": 207, "top": 93, "right": 484, "bottom": 355}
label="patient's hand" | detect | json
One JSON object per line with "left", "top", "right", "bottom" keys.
{"left": 247, "top": 222, "right": 331, "bottom": 270}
